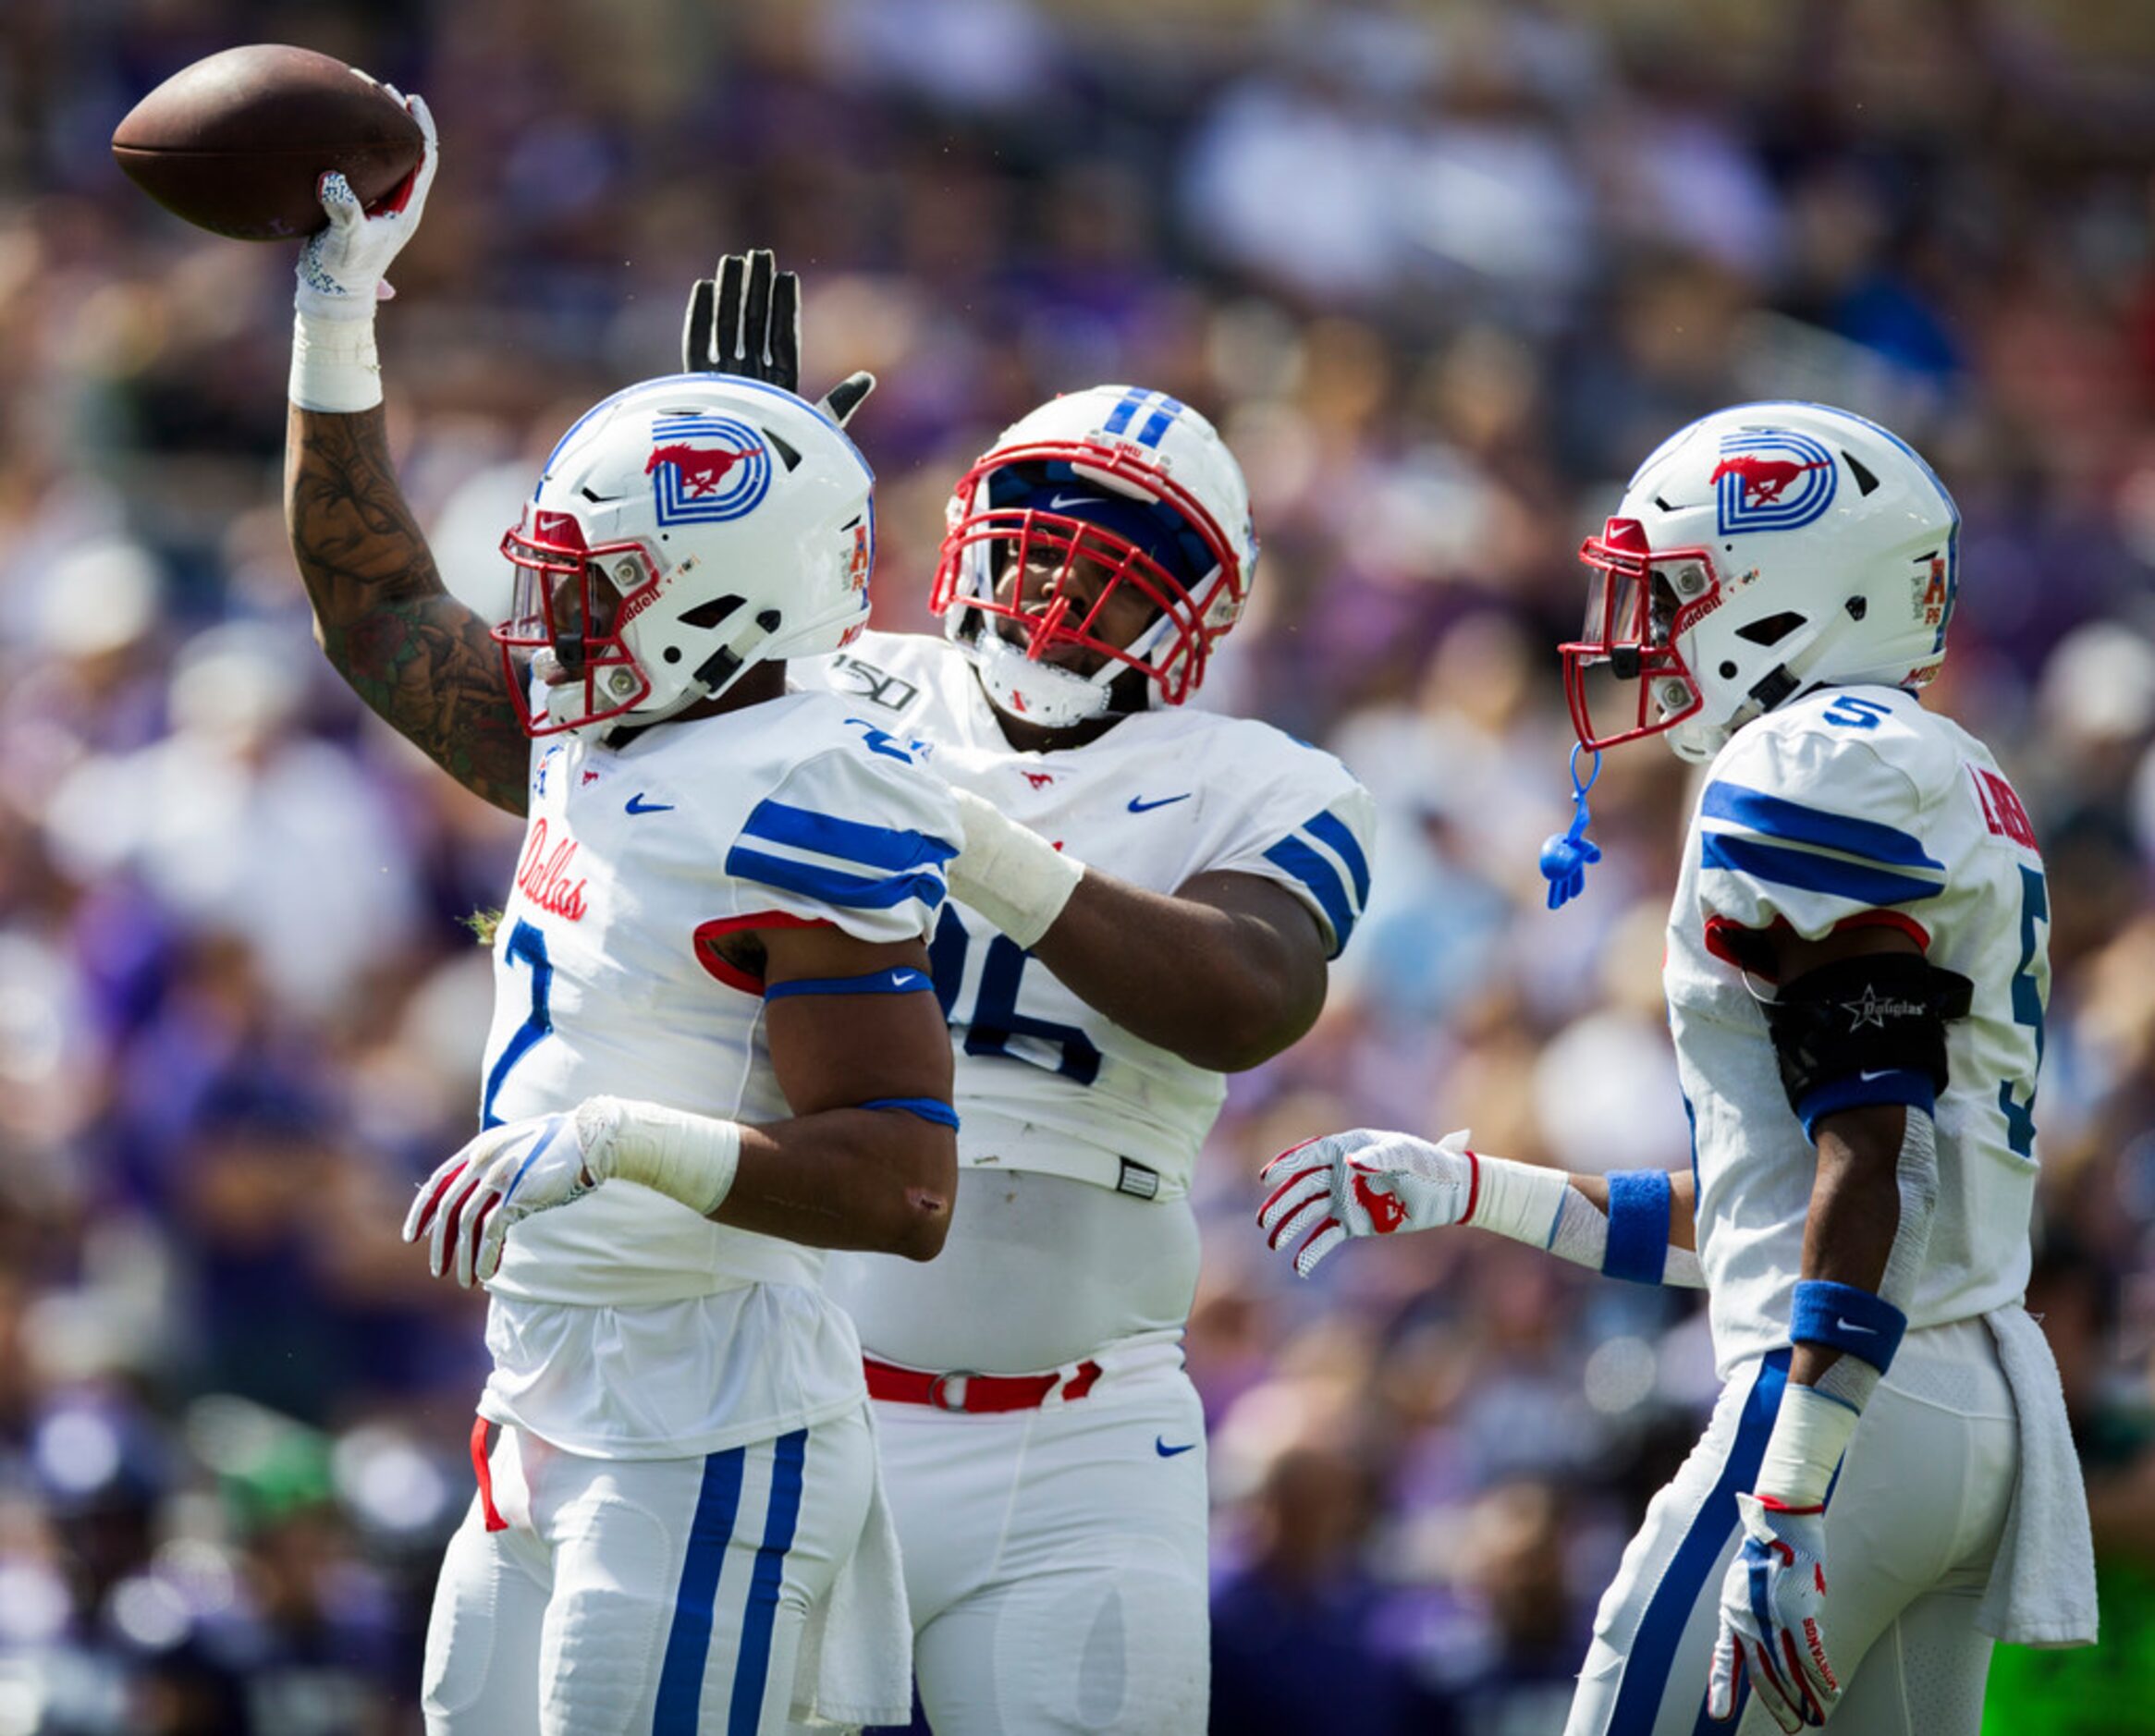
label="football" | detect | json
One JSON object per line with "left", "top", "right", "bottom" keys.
{"left": 111, "top": 44, "right": 423, "bottom": 242}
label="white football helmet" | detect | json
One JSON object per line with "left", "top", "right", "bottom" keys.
{"left": 495, "top": 374, "right": 874, "bottom": 735}
{"left": 1567, "top": 401, "right": 1962, "bottom": 764}
{"left": 932, "top": 385, "right": 1257, "bottom": 727}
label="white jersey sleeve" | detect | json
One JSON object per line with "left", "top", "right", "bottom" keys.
{"left": 1196, "top": 746, "right": 1377, "bottom": 960}
{"left": 710, "top": 738, "right": 959, "bottom": 947}
{"left": 1694, "top": 691, "right": 1951, "bottom": 962}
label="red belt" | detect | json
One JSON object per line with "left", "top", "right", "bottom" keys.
{"left": 864, "top": 1355, "right": 1102, "bottom": 1413}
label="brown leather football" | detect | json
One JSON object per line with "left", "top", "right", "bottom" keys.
{"left": 112, "top": 44, "right": 423, "bottom": 242}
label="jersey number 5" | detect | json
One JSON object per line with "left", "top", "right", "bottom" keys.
{"left": 481, "top": 919, "right": 553, "bottom": 1129}
{"left": 1998, "top": 864, "right": 2047, "bottom": 1163}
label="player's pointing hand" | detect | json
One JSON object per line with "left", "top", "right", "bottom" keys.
{"left": 1256, "top": 1128, "right": 1476, "bottom": 1277}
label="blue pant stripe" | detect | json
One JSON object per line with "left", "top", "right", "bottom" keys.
{"left": 654, "top": 1446, "right": 747, "bottom": 1734}
{"left": 1608, "top": 1351, "right": 1789, "bottom": 1734}
{"left": 728, "top": 1428, "right": 809, "bottom": 1734}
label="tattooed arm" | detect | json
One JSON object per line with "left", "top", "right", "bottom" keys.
{"left": 285, "top": 405, "right": 531, "bottom": 815}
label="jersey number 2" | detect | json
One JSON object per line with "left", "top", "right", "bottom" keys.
{"left": 480, "top": 919, "right": 553, "bottom": 1129}
{"left": 930, "top": 906, "right": 1101, "bottom": 1084}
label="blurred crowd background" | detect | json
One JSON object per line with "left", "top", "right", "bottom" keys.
{"left": 1, "top": 0, "right": 2152, "bottom": 1730}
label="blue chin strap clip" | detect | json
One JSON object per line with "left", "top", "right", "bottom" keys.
{"left": 1538, "top": 744, "right": 1603, "bottom": 911}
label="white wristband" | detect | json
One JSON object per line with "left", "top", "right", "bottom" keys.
{"left": 1756, "top": 1380, "right": 1863, "bottom": 1508}
{"left": 946, "top": 786, "right": 1084, "bottom": 949}
{"left": 290, "top": 308, "right": 384, "bottom": 413}
{"left": 577, "top": 1095, "right": 741, "bottom": 1217}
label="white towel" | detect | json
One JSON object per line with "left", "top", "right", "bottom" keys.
{"left": 1977, "top": 1304, "right": 2099, "bottom": 1646}
{"left": 790, "top": 1404, "right": 913, "bottom": 1730}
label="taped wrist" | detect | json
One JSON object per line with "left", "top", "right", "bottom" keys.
{"left": 290, "top": 308, "right": 383, "bottom": 413}
{"left": 577, "top": 1095, "right": 741, "bottom": 1217}
{"left": 1761, "top": 952, "right": 1972, "bottom": 1138}
{"left": 947, "top": 788, "right": 1084, "bottom": 949}
{"left": 1756, "top": 1379, "right": 1861, "bottom": 1508}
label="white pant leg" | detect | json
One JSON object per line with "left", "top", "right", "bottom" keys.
{"left": 1565, "top": 1325, "right": 2017, "bottom": 1736}
{"left": 876, "top": 1368, "right": 1210, "bottom": 1735}
{"left": 422, "top": 1490, "right": 552, "bottom": 1735}
{"left": 427, "top": 1408, "right": 875, "bottom": 1736}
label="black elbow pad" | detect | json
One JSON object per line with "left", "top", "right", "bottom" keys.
{"left": 1761, "top": 951, "right": 1974, "bottom": 1123}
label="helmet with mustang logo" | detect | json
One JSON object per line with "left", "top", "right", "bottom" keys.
{"left": 1567, "top": 401, "right": 1962, "bottom": 764}
{"left": 932, "top": 385, "right": 1258, "bottom": 728}
{"left": 496, "top": 373, "right": 875, "bottom": 736}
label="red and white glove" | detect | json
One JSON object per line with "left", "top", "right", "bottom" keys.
{"left": 404, "top": 1111, "right": 597, "bottom": 1289}
{"left": 1256, "top": 1128, "right": 1478, "bottom": 1277}
{"left": 403, "top": 1095, "right": 743, "bottom": 1288}
{"left": 1708, "top": 1493, "right": 1838, "bottom": 1730}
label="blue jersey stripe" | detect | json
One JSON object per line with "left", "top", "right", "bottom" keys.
{"left": 1135, "top": 395, "right": 1184, "bottom": 447}
{"left": 726, "top": 846, "right": 946, "bottom": 912}
{"left": 1264, "top": 836, "right": 1355, "bottom": 955}
{"left": 1101, "top": 388, "right": 1148, "bottom": 437}
{"left": 740, "top": 799, "right": 957, "bottom": 874}
{"left": 1302, "top": 809, "right": 1371, "bottom": 907}
{"left": 1612, "top": 1351, "right": 1787, "bottom": 1732}
{"left": 1699, "top": 834, "right": 1944, "bottom": 908}
{"left": 764, "top": 968, "right": 935, "bottom": 1000}
{"left": 728, "top": 1429, "right": 808, "bottom": 1734}
{"left": 654, "top": 1445, "right": 747, "bottom": 1733}
{"left": 1700, "top": 782, "right": 1941, "bottom": 870}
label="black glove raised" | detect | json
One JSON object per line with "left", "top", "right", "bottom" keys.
{"left": 681, "top": 249, "right": 875, "bottom": 426}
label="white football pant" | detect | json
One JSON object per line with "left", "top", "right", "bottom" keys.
{"left": 1565, "top": 1319, "right": 2016, "bottom": 1735}
{"left": 422, "top": 1406, "right": 875, "bottom": 1735}
{"left": 876, "top": 1364, "right": 1210, "bottom": 1733}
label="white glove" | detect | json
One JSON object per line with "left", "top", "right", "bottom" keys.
{"left": 1708, "top": 1493, "right": 1837, "bottom": 1731}
{"left": 295, "top": 88, "right": 438, "bottom": 317}
{"left": 1257, "top": 1128, "right": 1476, "bottom": 1277}
{"left": 403, "top": 1095, "right": 743, "bottom": 1288}
{"left": 404, "top": 1109, "right": 597, "bottom": 1288}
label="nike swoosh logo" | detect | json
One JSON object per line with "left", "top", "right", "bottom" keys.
{"left": 1834, "top": 1317, "right": 1877, "bottom": 1334}
{"left": 1127, "top": 794, "right": 1192, "bottom": 813}
{"left": 1047, "top": 492, "right": 1096, "bottom": 511}
{"left": 1155, "top": 1437, "right": 1197, "bottom": 1458}
{"left": 625, "top": 793, "right": 674, "bottom": 815}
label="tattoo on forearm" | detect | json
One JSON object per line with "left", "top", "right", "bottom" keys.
{"left": 286, "top": 406, "right": 529, "bottom": 814}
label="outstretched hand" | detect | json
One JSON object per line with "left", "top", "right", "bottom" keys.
{"left": 681, "top": 249, "right": 876, "bottom": 426}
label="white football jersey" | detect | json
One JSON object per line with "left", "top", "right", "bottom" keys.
{"left": 1665, "top": 685, "right": 2048, "bottom": 1377}
{"left": 473, "top": 691, "right": 958, "bottom": 1458}
{"left": 796, "top": 630, "right": 1375, "bottom": 1202}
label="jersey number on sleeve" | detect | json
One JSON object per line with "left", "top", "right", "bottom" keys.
{"left": 480, "top": 919, "right": 554, "bottom": 1129}
{"left": 929, "top": 906, "right": 1101, "bottom": 1084}
{"left": 1997, "top": 864, "right": 2047, "bottom": 1162}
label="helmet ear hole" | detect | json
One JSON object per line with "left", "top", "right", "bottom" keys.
{"left": 1735, "top": 611, "right": 1806, "bottom": 647}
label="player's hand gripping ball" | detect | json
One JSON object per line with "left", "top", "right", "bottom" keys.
{"left": 1257, "top": 1128, "right": 1476, "bottom": 1277}
{"left": 405, "top": 1106, "right": 622, "bottom": 1289}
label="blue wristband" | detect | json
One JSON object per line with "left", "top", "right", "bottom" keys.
{"left": 860, "top": 1096, "right": 960, "bottom": 1130}
{"left": 1602, "top": 1169, "right": 1672, "bottom": 1285}
{"left": 1789, "top": 1278, "right": 1906, "bottom": 1374}
{"left": 1795, "top": 1070, "right": 1936, "bottom": 1143}
{"left": 765, "top": 967, "right": 934, "bottom": 1001}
